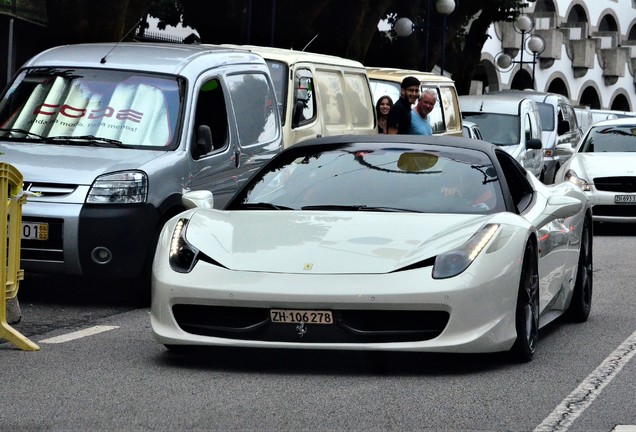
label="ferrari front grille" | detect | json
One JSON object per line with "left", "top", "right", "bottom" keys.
{"left": 172, "top": 305, "right": 449, "bottom": 343}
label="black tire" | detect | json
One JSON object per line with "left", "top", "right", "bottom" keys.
{"left": 566, "top": 216, "right": 593, "bottom": 322}
{"left": 509, "top": 241, "right": 540, "bottom": 362}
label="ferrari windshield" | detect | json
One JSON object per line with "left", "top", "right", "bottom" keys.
{"left": 0, "top": 68, "right": 184, "bottom": 149}
{"left": 579, "top": 124, "right": 636, "bottom": 152}
{"left": 232, "top": 143, "right": 505, "bottom": 214}
{"left": 463, "top": 112, "right": 520, "bottom": 146}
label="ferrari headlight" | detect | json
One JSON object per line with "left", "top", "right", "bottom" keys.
{"left": 169, "top": 218, "right": 200, "bottom": 273}
{"left": 564, "top": 169, "right": 590, "bottom": 191}
{"left": 87, "top": 171, "right": 148, "bottom": 203}
{"left": 432, "top": 224, "right": 499, "bottom": 279}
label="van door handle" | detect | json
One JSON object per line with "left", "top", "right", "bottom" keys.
{"left": 234, "top": 150, "right": 240, "bottom": 168}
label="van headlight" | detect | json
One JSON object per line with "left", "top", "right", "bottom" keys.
{"left": 432, "top": 224, "right": 499, "bottom": 279}
{"left": 87, "top": 171, "right": 148, "bottom": 203}
{"left": 564, "top": 169, "right": 590, "bottom": 191}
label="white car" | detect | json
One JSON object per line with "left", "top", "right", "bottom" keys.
{"left": 151, "top": 135, "right": 593, "bottom": 362}
{"left": 555, "top": 117, "right": 636, "bottom": 223}
{"left": 462, "top": 120, "right": 483, "bottom": 140}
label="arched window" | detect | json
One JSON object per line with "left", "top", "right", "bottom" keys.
{"left": 547, "top": 78, "right": 569, "bottom": 98}
{"left": 580, "top": 87, "right": 601, "bottom": 109}
{"left": 598, "top": 14, "right": 618, "bottom": 32}
{"left": 566, "top": 5, "right": 587, "bottom": 25}
{"left": 611, "top": 94, "right": 631, "bottom": 111}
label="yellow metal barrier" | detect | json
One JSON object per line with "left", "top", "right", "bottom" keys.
{"left": 0, "top": 162, "right": 39, "bottom": 350}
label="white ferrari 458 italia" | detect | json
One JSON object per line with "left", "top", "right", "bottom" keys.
{"left": 151, "top": 135, "right": 593, "bottom": 362}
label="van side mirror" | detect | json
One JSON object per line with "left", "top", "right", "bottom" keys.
{"left": 557, "top": 119, "right": 569, "bottom": 135}
{"left": 526, "top": 138, "right": 542, "bottom": 150}
{"left": 195, "top": 125, "right": 213, "bottom": 158}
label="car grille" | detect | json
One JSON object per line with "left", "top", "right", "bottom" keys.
{"left": 592, "top": 205, "right": 636, "bottom": 217}
{"left": 23, "top": 182, "right": 77, "bottom": 198}
{"left": 20, "top": 217, "right": 64, "bottom": 262}
{"left": 172, "top": 305, "right": 449, "bottom": 343}
{"left": 594, "top": 177, "right": 636, "bottom": 193}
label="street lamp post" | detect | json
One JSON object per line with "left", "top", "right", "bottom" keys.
{"left": 393, "top": 0, "right": 456, "bottom": 75}
{"left": 495, "top": 14, "right": 546, "bottom": 89}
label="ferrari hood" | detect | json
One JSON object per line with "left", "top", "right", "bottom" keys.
{"left": 184, "top": 210, "right": 493, "bottom": 274}
{"left": 576, "top": 153, "right": 636, "bottom": 181}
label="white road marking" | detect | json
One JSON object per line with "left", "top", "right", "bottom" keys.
{"left": 613, "top": 426, "right": 636, "bottom": 431}
{"left": 534, "top": 330, "right": 636, "bottom": 432}
{"left": 39, "top": 325, "right": 119, "bottom": 344}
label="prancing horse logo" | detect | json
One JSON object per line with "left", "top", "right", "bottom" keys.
{"left": 296, "top": 321, "right": 307, "bottom": 337}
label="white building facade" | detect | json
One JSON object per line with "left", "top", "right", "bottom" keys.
{"left": 474, "top": 0, "right": 636, "bottom": 111}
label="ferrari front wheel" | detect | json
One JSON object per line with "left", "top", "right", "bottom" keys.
{"left": 510, "top": 241, "right": 540, "bottom": 362}
{"left": 567, "top": 216, "right": 593, "bottom": 322}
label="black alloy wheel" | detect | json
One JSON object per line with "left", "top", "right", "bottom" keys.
{"left": 567, "top": 217, "right": 593, "bottom": 322}
{"left": 510, "top": 241, "right": 540, "bottom": 362}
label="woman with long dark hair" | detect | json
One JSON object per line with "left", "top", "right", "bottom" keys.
{"left": 375, "top": 95, "right": 393, "bottom": 134}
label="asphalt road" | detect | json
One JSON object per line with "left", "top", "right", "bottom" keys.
{"left": 1, "top": 224, "right": 635, "bottom": 431}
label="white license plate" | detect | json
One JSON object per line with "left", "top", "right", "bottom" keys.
{"left": 270, "top": 309, "right": 333, "bottom": 325}
{"left": 614, "top": 195, "right": 636, "bottom": 204}
{"left": 21, "top": 222, "right": 49, "bottom": 240}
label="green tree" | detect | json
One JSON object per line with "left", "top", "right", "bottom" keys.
{"left": 151, "top": 0, "right": 528, "bottom": 94}
{"left": 39, "top": 0, "right": 529, "bottom": 94}
{"left": 44, "top": 0, "right": 158, "bottom": 44}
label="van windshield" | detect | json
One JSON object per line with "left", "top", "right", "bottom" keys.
{"left": 537, "top": 103, "right": 555, "bottom": 131}
{"left": 463, "top": 112, "right": 520, "bottom": 146}
{"left": 0, "top": 68, "right": 184, "bottom": 149}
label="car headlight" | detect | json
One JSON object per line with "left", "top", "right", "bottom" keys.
{"left": 563, "top": 169, "right": 590, "bottom": 191}
{"left": 432, "top": 224, "right": 499, "bottom": 279}
{"left": 169, "top": 218, "right": 200, "bottom": 273}
{"left": 87, "top": 171, "right": 148, "bottom": 203}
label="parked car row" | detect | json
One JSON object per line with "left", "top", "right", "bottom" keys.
{"left": 0, "top": 41, "right": 471, "bottom": 298}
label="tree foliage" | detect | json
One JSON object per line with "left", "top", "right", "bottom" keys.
{"left": 41, "top": 0, "right": 530, "bottom": 94}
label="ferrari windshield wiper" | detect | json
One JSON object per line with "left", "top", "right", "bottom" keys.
{"left": 363, "top": 206, "right": 419, "bottom": 213}
{"left": 301, "top": 204, "right": 367, "bottom": 211}
{"left": 302, "top": 204, "right": 417, "bottom": 212}
{"left": 47, "top": 135, "right": 124, "bottom": 147}
{"left": 239, "top": 202, "right": 293, "bottom": 210}
{"left": 0, "top": 128, "right": 46, "bottom": 139}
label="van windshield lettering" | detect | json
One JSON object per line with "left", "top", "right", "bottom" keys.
{"left": 0, "top": 68, "right": 184, "bottom": 150}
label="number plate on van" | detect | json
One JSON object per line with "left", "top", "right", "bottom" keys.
{"left": 21, "top": 222, "right": 49, "bottom": 240}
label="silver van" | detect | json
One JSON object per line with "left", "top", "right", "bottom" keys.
{"left": 221, "top": 45, "right": 377, "bottom": 147}
{"left": 0, "top": 42, "right": 282, "bottom": 290}
{"left": 490, "top": 90, "right": 581, "bottom": 184}
{"left": 460, "top": 94, "right": 543, "bottom": 179}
